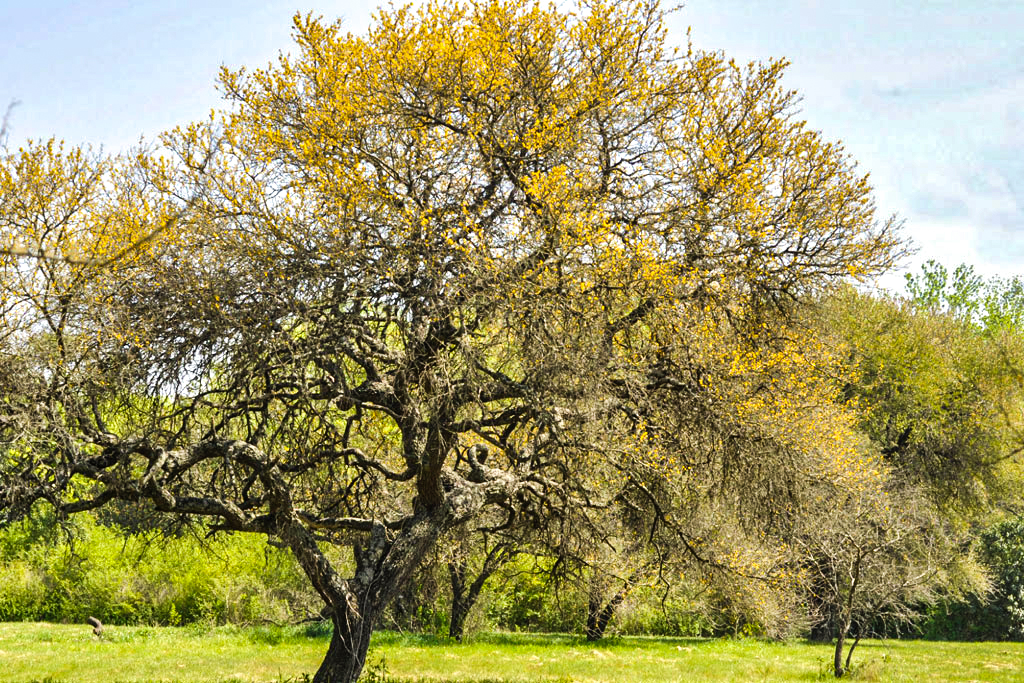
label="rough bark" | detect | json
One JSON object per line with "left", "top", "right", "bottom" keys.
{"left": 448, "top": 559, "right": 470, "bottom": 641}
{"left": 285, "top": 510, "right": 449, "bottom": 682}
{"left": 314, "top": 608, "right": 377, "bottom": 683}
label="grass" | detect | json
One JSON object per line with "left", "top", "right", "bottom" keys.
{"left": 0, "top": 622, "right": 1021, "bottom": 682}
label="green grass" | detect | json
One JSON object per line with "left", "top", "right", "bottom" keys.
{"left": 0, "top": 623, "right": 1021, "bottom": 682}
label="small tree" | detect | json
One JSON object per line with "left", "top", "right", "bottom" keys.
{"left": 797, "top": 479, "right": 979, "bottom": 677}
{"left": 445, "top": 528, "right": 517, "bottom": 641}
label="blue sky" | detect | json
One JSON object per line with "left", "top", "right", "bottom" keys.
{"left": 2, "top": 1, "right": 1022, "bottom": 289}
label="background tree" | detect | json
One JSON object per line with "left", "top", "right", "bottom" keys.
{"left": 823, "top": 286, "right": 1024, "bottom": 514}
{"left": 445, "top": 529, "right": 518, "bottom": 641}
{"left": 0, "top": 101, "right": 15, "bottom": 146}
{"left": 795, "top": 278, "right": 1024, "bottom": 672}
{"left": 976, "top": 518, "right": 1024, "bottom": 640}
{"left": 0, "top": 1, "right": 900, "bottom": 680}
{"left": 795, "top": 478, "right": 975, "bottom": 678}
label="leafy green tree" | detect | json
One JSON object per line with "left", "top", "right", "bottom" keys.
{"left": 978, "top": 518, "right": 1024, "bottom": 639}
{"left": 905, "top": 260, "right": 984, "bottom": 321}
{"left": 933, "top": 517, "right": 1024, "bottom": 641}
{"left": 824, "top": 287, "right": 1023, "bottom": 513}
{"left": 802, "top": 282, "right": 1024, "bottom": 674}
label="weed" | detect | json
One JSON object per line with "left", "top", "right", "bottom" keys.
{"left": 361, "top": 653, "right": 393, "bottom": 683}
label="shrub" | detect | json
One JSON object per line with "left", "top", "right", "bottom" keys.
{"left": 0, "top": 507, "right": 319, "bottom": 625}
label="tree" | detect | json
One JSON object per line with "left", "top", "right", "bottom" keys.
{"left": 977, "top": 518, "right": 1024, "bottom": 640}
{"left": 0, "top": 101, "right": 16, "bottom": 145}
{"left": 796, "top": 479, "right": 972, "bottom": 678}
{"left": 824, "top": 286, "right": 1024, "bottom": 514}
{"left": 445, "top": 529, "right": 517, "bottom": 641}
{"left": 0, "top": 1, "right": 900, "bottom": 680}
{"left": 801, "top": 283, "right": 1024, "bottom": 674}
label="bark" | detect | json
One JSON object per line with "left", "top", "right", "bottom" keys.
{"left": 448, "top": 542, "right": 512, "bottom": 641}
{"left": 288, "top": 514, "right": 449, "bottom": 683}
{"left": 845, "top": 625, "right": 863, "bottom": 674}
{"left": 833, "top": 624, "right": 847, "bottom": 678}
{"left": 448, "top": 558, "right": 470, "bottom": 641}
{"left": 585, "top": 564, "right": 649, "bottom": 642}
{"left": 313, "top": 608, "right": 377, "bottom": 683}
{"left": 834, "top": 554, "right": 864, "bottom": 677}
{"left": 585, "top": 585, "right": 629, "bottom": 641}
{"left": 292, "top": 466, "right": 518, "bottom": 682}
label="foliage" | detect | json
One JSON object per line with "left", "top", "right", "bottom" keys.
{"left": 823, "top": 286, "right": 1024, "bottom": 514}
{"left": 0, "top": 0, "right": 903, "bottom": 679}
{"left": 924, "top": 517, "right": 1024, "bottom": 641}
{"left": 0, "top": 509, "right": 318, "bottom": 626}
{"left": 980, "top": 517, "right": 1024, "bottom": 639}
{"left": 905, "top": 259, "right": 1024, "bottom": 334}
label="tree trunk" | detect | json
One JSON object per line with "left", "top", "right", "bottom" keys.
{"left": 313, "top": 608, "right": 376, "bottom": 683}
{"left": 844, "top": 625, "right": 863, "bottom": 675}
{"left": 834, "top": 554, "right": 863, "bottom": 677}
{"left": 833, "top": 614, "right": 852, "bottom": 678}
{"left": 448, "top": 540, "right": 513, "bottom": 642}
{"left": 586, "top": 587, "right": 627, "bottom": 641}
{"left": 449, "top": 595, "right": 471, "bottom": 642}
{"left": 586, "top": 591, "right": 605, "bottom": 641}
{"left": 586, "top": 565, "right": 648, "bottom": 642}
{"left": 448, "top": 545, "right": 509, "bottom": 641}
{"left": 283, "top": 514, "right": 446, "bottom": 683}
{"left": 833, "top": 628, "right": 846, "bottom": 678}
{"left": 449, "top": 558, "right": 470, "bottom": 641}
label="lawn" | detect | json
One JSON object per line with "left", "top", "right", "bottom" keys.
{"left": 0, "top": 622, "right": 1020, "bottom": 682}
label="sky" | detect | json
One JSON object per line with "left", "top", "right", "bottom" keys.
{"left": 2, "top": 1, "right": 1022, "bottom": 291}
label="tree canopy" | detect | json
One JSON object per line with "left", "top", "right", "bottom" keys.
{"left": 1, "top": 1, "right": 906, "bottom": 680}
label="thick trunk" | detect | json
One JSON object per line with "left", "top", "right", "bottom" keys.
{"left": 284, "top": 452, "right": 515, "bottom": 679}
{"left": 585, "top": 592, "right": 604, "bottom": 641}
{"left": 313, "top": 609, "right": 376, "bottom": 683}
{"left": 286, "top": 515, "right": 446, "bottom": 683}
{"left": 449, "top": 558, "right": 469, "bottom": 641}
{"left": 449, "top": 597, "right": 471, "bottom": 642}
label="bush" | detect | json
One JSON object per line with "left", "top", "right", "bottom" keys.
{"left": 0, "top": 507, "right": 320, "bottom": 625}
{"left": 981, "top": 517, "right": 1024, "bottom": 639}
{"left": 920, "top": 517, "right": 1024, "bottom": 641}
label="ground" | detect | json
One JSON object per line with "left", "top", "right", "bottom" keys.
{"left": 0, "top": 623, "right": 1020, "bottom": 682}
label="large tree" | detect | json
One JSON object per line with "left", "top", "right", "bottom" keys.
{"left": 1, "top": 1, "right": 899, "bottom": 680}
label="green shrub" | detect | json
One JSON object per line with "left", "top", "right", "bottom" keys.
{"left": 0, "top": 507, "right": 320, "bottom": 625}
{"left": 920, "top": 517, "right": 1024, "bottom": 641}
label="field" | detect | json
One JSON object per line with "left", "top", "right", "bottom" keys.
{"left": 0, "top": 623, "right": 1021, "bottom": 682}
